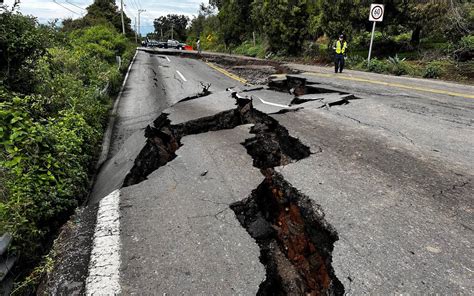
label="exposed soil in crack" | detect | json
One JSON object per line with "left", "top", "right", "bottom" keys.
{"left": 123, "top": 87, "right": 344, "bottom": 295}
{"left": 243, "top": 120, "right": 311, "bottom": 168}
{"left": 231, "top": 170, "right": 344, "bottom": 296}
{"left": 269, "top": 75, "right": 348, "bottom": 97}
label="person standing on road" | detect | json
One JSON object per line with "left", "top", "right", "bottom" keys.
{"left": 196, "top": 39, "right": 202, "bottom": 54}
{"left": 333, "top": 34, "right": 348, "bottom": 73}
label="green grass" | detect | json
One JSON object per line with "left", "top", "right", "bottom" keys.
{"left": 233, "top": 40, "right": 266, "bottom": 58}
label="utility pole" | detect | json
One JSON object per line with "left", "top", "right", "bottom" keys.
{"left": 134, "top": 17, "right": 138, "bottom": 44}
{"left": 138, "top": 9, "right": 146, "bottom": 40}
{"left": 120, "top": 0, "right": 125, "bottom": 35}
{"left": 171, "top": 24, "right": 174, "bottom": 40}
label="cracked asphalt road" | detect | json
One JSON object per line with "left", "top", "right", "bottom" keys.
{"left": 86, "top": 50, "right": 473, "bottom": 294}
{"left": 89, "top": 51, "right": 243, "bottom": 204}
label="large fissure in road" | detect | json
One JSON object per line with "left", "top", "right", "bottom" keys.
{"left": 123, "top": 95, "right": 252, "bottom": 186}
{"left": 231, "top": 171, "right": 344, "bottom": 295}
{"left": 123, "top": 91, "right": 309, "bottom": 186}
{"left": 123, "top": 89, "right": 344, "bottom": 295}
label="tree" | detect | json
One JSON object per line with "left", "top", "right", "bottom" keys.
{"left": 62, "top": 0, "right": 133, "bottom": 36}
{"left": 217, "top": 0, "right": 254, "bottom": 47}
{"left": 85, "top": 0, "right": 133, "bottom": 35}
{"left": 153, "top": 14, "right": 189, "bottom": 41}
{"left": 260, "top": 0, "right": 311, "bottom": 55}
{"left": 188, "top": 3, "right": 218, "bottom": 41}
{"left": 0, "top": 12, "right": 54, "bottom": 93}
{"left": 318, "top": 0, "right": 372, "bottom": 41}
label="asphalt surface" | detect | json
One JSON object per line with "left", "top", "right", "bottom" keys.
{"left": 120, "top": 126, "right": 265, "bottom": 294}
{"left": 89, "top": 50, "right": 241, "bottom": 203}
{"left": 86, "top": 50, "right": 473, "bottom": 294}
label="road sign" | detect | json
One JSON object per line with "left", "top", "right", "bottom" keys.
{"left": 369, "top": 4, "right": 384, "bottom": 22}
{"left": 367, "top": 4, "right": 385, "bottom": 65}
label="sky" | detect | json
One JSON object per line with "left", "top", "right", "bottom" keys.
{"left": 1, "top": 0, "right": 209, "bottom": 34}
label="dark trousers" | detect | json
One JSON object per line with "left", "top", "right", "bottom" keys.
{"left": 335, "top": 54, "right": 345, "bottom": 73}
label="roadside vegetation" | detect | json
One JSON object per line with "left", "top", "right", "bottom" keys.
{"left": 0, "top": 0, "right": 135, "bottom": 292}
{"left": 182, "top": 0, "right": 473, "bottom": 82}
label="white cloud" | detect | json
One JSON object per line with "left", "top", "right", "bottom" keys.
{"left": 2, "top": 0, "right": 209, "bottom": 33}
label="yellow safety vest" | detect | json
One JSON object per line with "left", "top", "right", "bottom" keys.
{"left": 335, "top": 40, "right": 348, "bottom": 54}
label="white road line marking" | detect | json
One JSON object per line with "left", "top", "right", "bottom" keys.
{"left": 86, "top": 189, "right": 122, "bottom": 295}
{"left": 165, "top": 56, "right": 170, "bottom": 62}
{"left": 255, "top": 96, "right": 289, "bottom": 108}
{"left": 176, "top": 70, "right": 187, "bottom": 82}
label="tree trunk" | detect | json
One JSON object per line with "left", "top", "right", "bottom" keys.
{"left": 411, "top": 26, "right": 421, "bottom": 47}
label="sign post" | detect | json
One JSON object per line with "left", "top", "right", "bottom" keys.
{"left": 368, "top": 4, "right": 385, "bottom": 66}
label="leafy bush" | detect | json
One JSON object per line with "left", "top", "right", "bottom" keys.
{"left": 367, "top": 58, "right": 389, "bottom": 73}
{"left": 0, "top": 98, "right": 95, "bottom": 257}
{"left": 459, "top": 35, "right": 474, "bottom": 51}
{"left": 452, "top": 34, "right": 474, "bottom": 62}
{"left": 0, "top": 12, "right": 56, "bottom": 93}
{"left": 234, "top": 40, "right": 266, "bottom": 58}
{"left": 0, "top": 15, "right": 135, "bottom": 277}
{"left": 387, "top": 55, "right": 410, "bottom": 76}
{"left": 302, "top": 41, "right": 331, "bottom": 62}
{"left": 346, "top": 55, "right": 365, "bottom": 69}
{"left": 423, "top": 61, "right": 445, "bottom": 78}
{"left": 33, "top": 48, "right": 115, "bottom": 129}
{"left": 70, "top": 24, "right": 131, "bottom": 63}
{"left": 393, "top": 33, "right": 411, "bottom": 43}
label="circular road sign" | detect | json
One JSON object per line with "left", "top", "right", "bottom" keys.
{"left": 369, "top": 4, "right": 384, "bottom": 22}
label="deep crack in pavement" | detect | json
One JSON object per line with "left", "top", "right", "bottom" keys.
{"left": 123, "top": 85, "right": 345, "bottom": 295}
{"left": 231, "top": 171, "right": 344, "bottom": 295}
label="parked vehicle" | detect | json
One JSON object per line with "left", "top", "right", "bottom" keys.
{"left": 146, "top": 39, "right": 191, "bottom": 50}
{"left": 167, "top": 39, "right": 179, "bottom": 48}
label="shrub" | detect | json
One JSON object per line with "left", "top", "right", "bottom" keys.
{"left": 0, "top": 99, "right": 95, "bottom": 258}
{"left": 346, "top": 55, "right": 365, "bottom": 69}
{"left": 459, "top": 35, "right": 474, "bottom": 51}
{"left": 387, "top": 55, "right": 410, "bottom": 76}
{"left": 0, "top": 19, "right": 135, "bottom": 281}
{"left": 393, "top": 33, "right": 411, "bottom": 43}
{"left": 234, "top": 40, "right": 266, "bottom": 58}
{"left": 367, "top": 58, "right": 389, "bottom": 73}
{"left": 0, "top": 12, "right": 56, "bottom": 93}
{"left": 423, "top": 61, "right": 445, "bottom": 78}
{"left": 453, "top": 34, "right": 474, "bottom": 62}
{"left": 69, "top": 24, "right": 130, "bottom": 63}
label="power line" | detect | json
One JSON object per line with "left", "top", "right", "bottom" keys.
{"left": 135, "top": 0, "right": 142, "bottom": 9}
{"left": 52, "top": 0, "right": 82, "bottom": 15}
{"left": 123, "top": 3, "right": 136, "bottom": 18}
{"left": 64, "top": 0, "right": 85, "bottom": 11}
{"left": 124, "top": 0, "right": 137, "bottom": 11}
{"left": 130, "top": 0, "right": 140, "bottom": 11}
